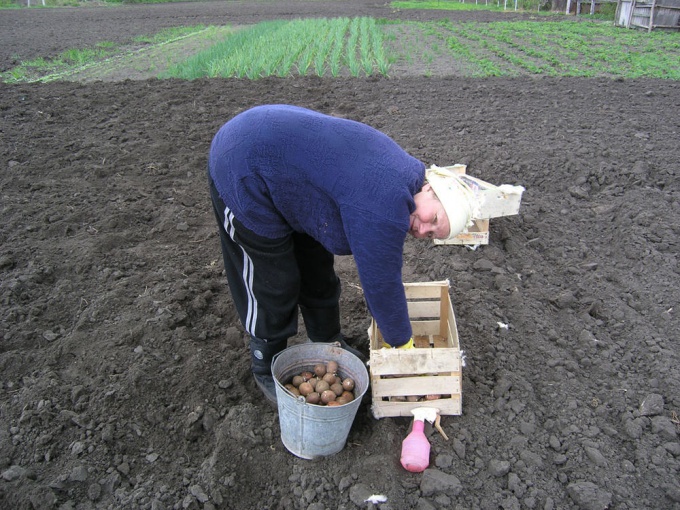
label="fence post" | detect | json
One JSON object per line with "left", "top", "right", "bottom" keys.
{"left": 647, "top": 0, "right": 657, "bottom": 31}
{"left": 626, "top": 0, "right": 636, "bottom": 27}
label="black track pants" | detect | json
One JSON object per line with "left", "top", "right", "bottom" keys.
{"left": 209, "top": 176, "right": 342, "bottom": 369}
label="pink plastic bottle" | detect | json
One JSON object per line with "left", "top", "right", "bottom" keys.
{"left": 400, "top": 408, "right": 438, "bottom": 473}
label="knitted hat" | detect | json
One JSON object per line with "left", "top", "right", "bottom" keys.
{"left": 425, "top": 165, "right": 479, "bottom": 241}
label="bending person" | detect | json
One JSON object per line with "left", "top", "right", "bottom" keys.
{"left": 208, "top": 105, "right": 474, "bottom": 403}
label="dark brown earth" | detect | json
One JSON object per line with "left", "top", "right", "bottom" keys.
{"left": 1, "top": 2, "right": 680, "bottom": 510}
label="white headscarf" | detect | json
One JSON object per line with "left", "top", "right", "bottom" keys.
{"left": 425, "top": 165, "right": 480, "bottom": 241}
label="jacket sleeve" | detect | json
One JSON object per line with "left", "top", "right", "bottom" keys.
{"left": 342, "top": 206, "right": 412, "bottom": 347}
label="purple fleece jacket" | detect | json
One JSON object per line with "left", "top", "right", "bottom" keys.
{"left": 208, "top": 105, "right": 425, "bottom": 346}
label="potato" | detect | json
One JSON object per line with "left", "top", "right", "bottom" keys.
{"left": 306, "top": 392, "right": 321, "bottom": 404}
{"left": 285, "top": 384, "right": 300, "bottom": 397}
{"left": 326, "top": 360, "right": 338, "bottom": 375}
{"left": 313, "top": 363, "right": 326, "bottom": 378}
{"left": 341, "top": 390, "right": 354, "bottom": 402}
{"left": 315, "top": 380, "right": 330, "bottom": 394}
{"left": 321, "top": 390, "right": 336, "bottom": 404}
{"left": 298, "top": 382, "right": 313, "bottom": 396}
{"left": 330, "top": 383, "right": 343, "bottom": 397}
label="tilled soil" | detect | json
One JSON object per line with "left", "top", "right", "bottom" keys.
{"left": 1, "top": 2, "right": 679, "bottom": 510}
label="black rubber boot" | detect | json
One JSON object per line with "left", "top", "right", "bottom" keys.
{"left": 252, "top": 373, "right": 278, "bottom": 407}
{"left": 249, "top": 336, "right": 287, "bottom": 406}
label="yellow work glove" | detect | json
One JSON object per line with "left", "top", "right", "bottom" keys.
{"left": 382, "top": 337, "right": 415, "bottom": 349}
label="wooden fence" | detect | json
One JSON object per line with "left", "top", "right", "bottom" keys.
{"left": 615, "top": 0, "right": 680, "bottom": 30}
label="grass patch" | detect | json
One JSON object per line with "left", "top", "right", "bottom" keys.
{"left": 101, "top": 0, "right": 211, "bottom": 4}
{"left": 1, "top": 25, "right": 210, "bottom": 83}
{"left": 132, "top": 26, "right": 208, "bottom": 44}
{"left": 391, "top": 0, "right": 613, "bottom": 17}
{"left": 392, "top": 1, "right": 506, "bottom": 11}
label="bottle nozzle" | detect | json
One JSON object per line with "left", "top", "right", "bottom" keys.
{"left": 411, "top": 407, "right": 439, "bottom": 424}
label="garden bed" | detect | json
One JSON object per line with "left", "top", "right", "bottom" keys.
{"left": 1, "top": 2, "right": 679, "bottom": 509}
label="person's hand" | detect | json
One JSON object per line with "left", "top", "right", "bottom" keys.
{"left": 382, "top": 337, "right": 414, "bottom": 349}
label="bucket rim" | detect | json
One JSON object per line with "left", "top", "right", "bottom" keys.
{"left": 272, "top": 342, "right": 369, "bottom": 406}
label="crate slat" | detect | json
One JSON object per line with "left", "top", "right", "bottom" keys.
{"left": 404, "top": 282, "right": 450, "bottom": 298}
{"left": 371, "top": 396, "right": 462, "bottom": 419}
{"left": 370, "top": 348, "right": 461, "bottom": 375}
{"left": 407, "top": 301, "right": 442, "bottom": 319}
{"left": 371, "top": 375, "right": 461, "bottom": 397}
{"left": 411, "top": 321, "right": 443, "bottom": 338}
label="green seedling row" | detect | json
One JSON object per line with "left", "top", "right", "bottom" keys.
{"left": 514, "top": 21, "right": 673, "bottom": 78}
{"left": 472, "top": 21, "right": 680, "bottom": 78}
{"left": 164, "top": 17, "right": 391, "bottom": 79}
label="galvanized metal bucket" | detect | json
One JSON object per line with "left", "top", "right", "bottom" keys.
{"left": 272, "top": 342, "right": 369, "bottom": 459}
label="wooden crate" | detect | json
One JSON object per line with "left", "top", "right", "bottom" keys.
{"left": 368, "top": 280, "right": 462, "bottom": 419}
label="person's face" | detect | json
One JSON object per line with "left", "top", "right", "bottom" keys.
{"left": 409, "top": 183, "right": 450, "bottom": 239}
